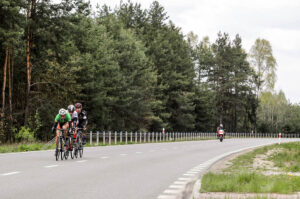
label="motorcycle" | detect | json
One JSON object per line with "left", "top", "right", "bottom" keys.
{"left": 218, "top": 130, "right": 224, "bottom": 142}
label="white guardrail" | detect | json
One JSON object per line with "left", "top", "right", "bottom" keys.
{"left": 85, "top": 131, "right": 300, "bottom": 145}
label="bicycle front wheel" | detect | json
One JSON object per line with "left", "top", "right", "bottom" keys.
{"left": 55, "top": 141, "right": 60, "bottom": 161}
{"left": 61, "top": 138, "right": 65, "bottom": 160}
{"left": 78, "top": 137, "right": 83, "bottom": 158}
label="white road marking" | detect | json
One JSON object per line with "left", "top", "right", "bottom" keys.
{"left": 187, "top": 171, "right": 198, "bottom": 174}
{"left": 44, "top": 165, "right": 58, "bottom": 168}
{"left": 178, "top": 177, "right": 192, "bottom": 181}
{"left": 183, "top": 173, "right": 195, "bottom": 176}
{"left": 120, "top": 154, "right": 128, "bottom": 156}
{"left": 163, "top": 189, "right": 181, "bottom": 194}
{"left": 136, "top": 152, "right": 142, "bottom": 154}
{"left": 150, "top": 150, "right": 155, "bottom": 152}
{"left": 2, "top": 171, "right": 20, "bottom": 176}
{"left": 174, "top": 181, "right": 186, "bottom": 185}
{"left": 169, "top": 185, "right": 185, "bottom": 189}
{"left": 77, "top": 160, "right": 87, "bottom": 163}
{"left": 190, "top": 169, "right": 202, "bottom": 172}
{"left": 101, "top": 156, "right": 109, "bottom": 159}
{"left": 157, "top": 195, "right": 175, "bottom": 199}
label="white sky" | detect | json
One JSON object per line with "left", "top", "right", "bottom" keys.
{"left": 91, "top": 0, "right": 300, "bottom": 103}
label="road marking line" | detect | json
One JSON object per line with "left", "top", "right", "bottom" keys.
{"left": 183, "top": 173, "right": 195, "bottom": 176}
{"left": 169, "top": 185, "right": 184, "bottom": 189}
{"left": 77, "top": 160, "right": 87, "bottom": 163}
{"left": 44, "top": 165, "right": 58, "bottom": 168}
{"left": 2, "top": 171, "right": 20, "bottom": 176}
{"left": 187, "top": 171, "right": 198, "bottom": 174}
{"left": 136, "top": 152, "right": 142, "bottom": 154}
{"left": 178, "top": 177, "right": 192, "bottom": 181}
{"left": 150, "top": 150, "right": 155, "bottom": 152}
{"left": 163, "top": 189, "right": 181, "bottom": 194}
{"left": 157, "top": 195, "right": 176, "bottom": 199}
{"left": 174, "top": 181, "right": 186, "bottom": 185}
{"left": 190, "top": 169, "right": 202, "bottom": 172}
{"left": 120, "top": 154, "right": 128, "bottom": 156}
{"left": 101, "top": 156, "right": 109, "bottom": 159}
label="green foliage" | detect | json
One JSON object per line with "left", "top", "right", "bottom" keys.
{"left": 15, "top": 126, "right": 35, "bottom": 143}
{"left": 0, "top": 0, "right": 299, "bottom": 143}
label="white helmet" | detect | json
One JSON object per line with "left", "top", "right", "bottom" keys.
{"left": 68, "top": 105, "right": 75, "bottom": 113}
{"left": 220, "top": 124, "right": 223, "bottom": 128}
{"left": 59, "top": 108, "right": 67, "bottom": 116}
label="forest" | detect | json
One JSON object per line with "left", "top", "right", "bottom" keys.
{"left": 1, "top": 0, "right": 299, "bottom": 143}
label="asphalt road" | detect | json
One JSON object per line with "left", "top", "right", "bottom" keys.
{"left": 0, "top": 138, "right": 298, "bottom": 199}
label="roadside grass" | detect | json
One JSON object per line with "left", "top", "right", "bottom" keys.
{"left": 201, "top": 141, "right": 300, "bottom": 194}
{"left": 201, "top": 170, "right": 300, "bottom": 194}
{"left": 0, "top": 137, "right": 216, "bottom": 153}
{"left": 0, "top": 142, "right": 55, "bottom": 153}
{"left": 267, "top": 142, "right": 300, "bottom": 172}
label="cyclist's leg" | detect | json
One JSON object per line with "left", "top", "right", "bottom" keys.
{"left": 62, "top": 123, "right": 69, "bottom": 142}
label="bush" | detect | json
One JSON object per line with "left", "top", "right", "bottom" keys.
{"left": 16, "top": 126, "right": 35, "bottom": 143}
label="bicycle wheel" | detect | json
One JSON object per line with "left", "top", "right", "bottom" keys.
{"left": 70, "top": 138, "right": 74, "bottom": 159}
{"left": 78, "top": 137, "right": 83, "bottom": 158}
{"left": 64, "top": 139, "right": 69, "bottom": 160}
{"left": 74, "top": 138, "right": 78, "bottom": 158}
{"left": 55, "top": 141, "right": 60, "bottom": 161}
{"left": 61, "top": 138, "right": 65, "bottom": 160}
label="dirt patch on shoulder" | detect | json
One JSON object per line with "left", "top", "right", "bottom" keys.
{"left": 207, "top": 148, "right": 255, "bottom": 174}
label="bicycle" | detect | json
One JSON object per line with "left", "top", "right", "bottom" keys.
{"left": 74, "top": 128, "right": 84, "bottom": 158}
{"left": 64, "top": 130, "right": 75, "bottom": 160}
{"left": 55, "top": 128, "right": 67, "bottom": 161}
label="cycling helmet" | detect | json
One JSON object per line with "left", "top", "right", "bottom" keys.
{"left": 75, "top": 103, "right": 82, "bottom": 108}
{"left": 220, "top": 124, "right": 223, "bottom": 128}
{"left": 68, "top": 104, "right": 75, "bottom": 113}
{"left": 59, "top": 108, "right": 67, "bottom": 116}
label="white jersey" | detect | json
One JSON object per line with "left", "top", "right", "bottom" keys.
{"left": 72, "top": 111, "right": 78, "bottom": 120}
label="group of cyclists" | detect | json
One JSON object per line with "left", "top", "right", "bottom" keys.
{"left": 52, "top": 103, "right": 88, "bottom": 156}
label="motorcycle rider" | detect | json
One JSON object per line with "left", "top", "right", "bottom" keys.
{"left": 217, "top": 124, "right": 225, "bottom": 138}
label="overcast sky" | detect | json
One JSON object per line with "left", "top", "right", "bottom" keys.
{"left": 91, "top": 0, "right": 300, "bottom": 103}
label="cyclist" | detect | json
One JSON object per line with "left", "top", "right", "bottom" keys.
{"left": 52, "top": 108, "right": 71, "bottom": 146}
{"left": 67, "top": 104, "right": 78, "bottom": 142}
{"left": 74, "top": 103, "right": 88, "bottom": 144}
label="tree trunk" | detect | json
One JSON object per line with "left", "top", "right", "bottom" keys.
{"left": 24, "top": 0, "right": 35, "bottom": 126}
{"left": 2, "top": 46, "right": 8, "bottom": 115}
{"left": 8, "top": 47, "right": 13, "bottom": 142}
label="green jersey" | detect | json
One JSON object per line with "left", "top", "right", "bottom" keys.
{"left": 55, "top": 113, "right": 71, "bottom": 125}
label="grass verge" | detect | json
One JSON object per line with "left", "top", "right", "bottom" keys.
{"left": 200, "top": 141, "right": 300, "bottom": 194}
{"left": 0, "top": 143, "right": 55, "bottom": 153}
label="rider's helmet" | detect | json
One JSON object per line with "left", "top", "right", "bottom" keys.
{"left": 68, "top": 104, "right": 75, "bottom": 113}
{"left": 220, "top": 124, "right": 223, "bottom": 128}
{"left": 59, "top": 108, "right": 67, "bottom": 116}
{"left": 75, "top": 103, "right": 82, "bottom": 109}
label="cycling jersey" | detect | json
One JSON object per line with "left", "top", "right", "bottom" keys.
{"left": 77, "top": 110, "right": 88, "bottom": 128}
{"left": 55, "top": 113, "right": 71, "bottom": 125}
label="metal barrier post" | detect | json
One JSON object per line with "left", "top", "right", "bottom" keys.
{"left": 135, "top": 132, "right": 137, "bottom": 143}
{"left": 114, "top": 131, "right": 117, "bottom": 145}
{"left": 140, "top": 132, "right": 142, "bottom": 143}
{"left": 103, "top": 131, "right": 105, "bottom": 145}
{"left": 130, "top": 132, "right": 133, "bottom": 143}
{"left": 126, "top": 131, "right": 128, "bottom": 144}
{"left": 90, "top": 131, "right": 92, "bottom": 145}
{"left": 109, "top": 131, "right": 111, "bottom": 145}
{"left": 120, "top": 131, "right": 122, "bottom": 143}
{"left": 96, "top": 131, "right": 99, "bottom": 145}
